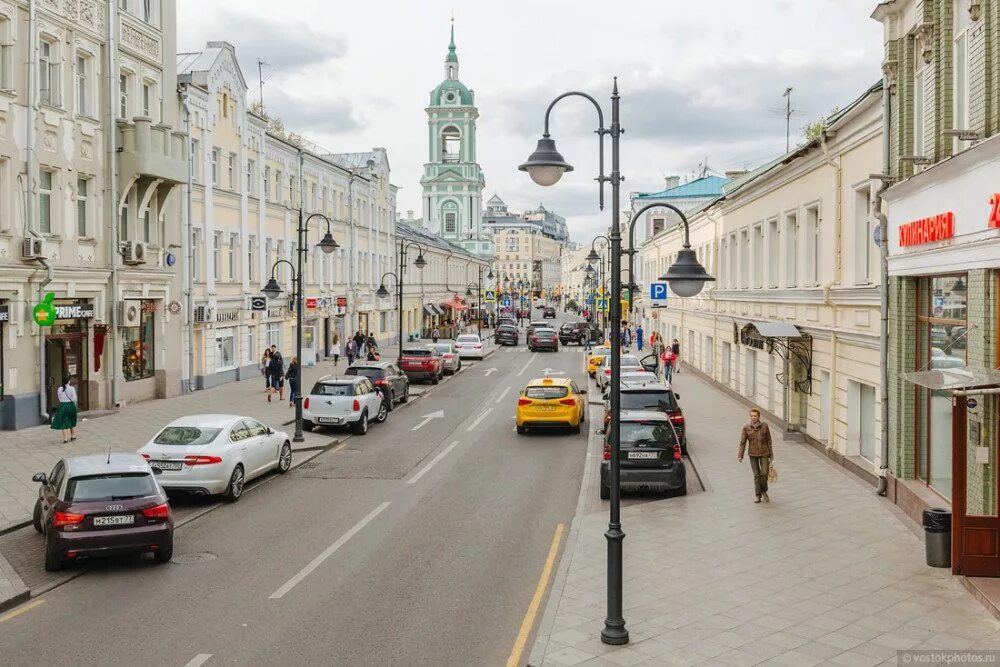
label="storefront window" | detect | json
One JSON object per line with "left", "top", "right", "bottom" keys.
{"left": 916, "top": 275, "right": 967, "bottom": 499}
{"left": 266, "top": 322, "right": 282, "bottom": 352}
{"left": 216, "top": 330, "right": 235, "bottom": 371}
{"left": 122, "top": 300, "right": 155, "bottom": 381}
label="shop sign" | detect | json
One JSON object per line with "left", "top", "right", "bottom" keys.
{"left": 267, "top": 307, "right": 285, "bottom": 318}
{"left": 740, "top": 323, "right": 767, "bottom": 351}
{"left": 0, "top": 304, "right": 8, "bottom": 322}
{"left": 215, "top": 309, "right": 240, "bottom": 323}
{"left": 335, "top": 296, "right": 347, "bottom": 307}
{"left": 249, "top": 296, "right": 267, "bottom": 311}
{"left": 898, "top": 211, "right": 955, "bottom": 247}
{"left": 989, "top": 193, "right": 1000, "bottom": 229}
{"left": 305, "top": 297, "right": 318, "bottom": 310}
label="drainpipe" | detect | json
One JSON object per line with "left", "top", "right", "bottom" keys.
{"left": 347, "top": 170, "right": 359, "bottom": 333}
{"left": 876, "top": 83, "right": 892, "bottom": 496}
{"left": 819, "top": 135, "right": 843, "bottom": 451}
{"left": 106, "top": 0, "right": 121, "bottom": 407}
{"left": 37, "top": 260, "right": 52, "bottom": 421}
{"left": 180, "top": 89, "right": 195, "bottom": 391}
{"left": 27, "top": 0, "right": 44, "bottom": 419}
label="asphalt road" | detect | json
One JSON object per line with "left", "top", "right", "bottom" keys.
{"left": 0, "top": 316, "right": 594, "bottom": 666}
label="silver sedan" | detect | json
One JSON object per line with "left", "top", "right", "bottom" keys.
{"left": 427, "top": 342, "right": 462, "bottom": 374}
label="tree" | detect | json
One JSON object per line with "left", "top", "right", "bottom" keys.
{"left": 566, "top": 298, "right": 579, "bottom": 312}
{"left": 802, "top": 107, "right": 841, "bottom": 142}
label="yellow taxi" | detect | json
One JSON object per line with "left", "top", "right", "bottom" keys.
{"left": 587, "top": 346, "right": 611, "bottom": 377}
{"left": 516, "top": 377, "right": 587, "bottom": 434}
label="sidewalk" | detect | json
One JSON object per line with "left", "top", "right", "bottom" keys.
{"left": 530, "top": 370, "right": 1000, "bottom": 666}
{"left": 0, "top": 336, "right": 495, "bottom": 535}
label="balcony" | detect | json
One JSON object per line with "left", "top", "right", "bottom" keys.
{"left": 117, "top": 117, "right": 187, "bottom": 187}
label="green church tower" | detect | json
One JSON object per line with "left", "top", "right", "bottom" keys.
{"left": 420, "top": 21, "right": 492, "bottom": 256}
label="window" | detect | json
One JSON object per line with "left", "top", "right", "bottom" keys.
{"left": 142, "top": 0, "right": 154, "bottom": 23}
{"left": 916, "top": 275, "right": 968, "bottom": 498}
{"left": 228, "top": 153, "right": 236, "bottom": 191}
{"left": 264, "top": 166, "right": 270, "bottom": 198}
{"left": 247, "top": 159, "right": 256, "bottom": 196}
{"left": 213, "top": 231, "right": 222, "bottom": 279}
{"left": 767, "top": 218, "right": 779, "bottom": 287}
{"left": 751, "top": 224, "right": 763, "bottom": 288}
{"left": 75, "top": 55, "right": 90, "bottom": 116}
{"left": 142, "top": 82, "right": 151, "bottom": 117}
{"left": 913, "top": 62, "right": 927, "bottom": 157}
{"left": 288, "top": 174, "right": 294, "bottom": 203}
{"left": 215, "top": 330, "right": 236, "bottom": 372}
{"left": 849, "top": 380, "right": 877, "bottom": 463}
{"left": 39, "top": 170, "right": 53, "bottom": 233}
{"left": 119, "top": 193, "right": 129, "bottom": 242}
{"left": 211, "top": 148, "right": 219, "bottom": 186}
{"left": 123, "top": 300, "right": 156, "bottom": 381}
{"left": 76, "top": 178, "right": 89, "bottom": 237}
{"left": 805, "top": 205, "right": 820, "bottom": 285}
{"left": 854, "top": 185, "right": 874, "bottom": 284}
{"left": 0, "top": 16, "right": 12, "bottom": 90}
{"left": 191, "top": 228, "right": 201, "bottom": 280}
{"left": 651, "top": 217, "right": 666, "bottom": 236}
{"left": 142, "top": 208, "right": 151, "bottom": 243}
{"left": 266, "top": 322, "right": 282, "bottom": 350}
{"left": 784, "top": 212, "right": 798, "bottom": 286}
{"left": 39, "top": 39, "right": 60, "bottom": 106}
{"left": 247, "top": 235, "right": 256, "bottom": 282}
{"left": 953, "top": 0, "right": 971, "bottom": 150}
{"left": 728, "top": 233, "right": 737, "bottom": 289}
{"left": 444, "top": 211, "right": 457, "bottom": 234}
{"left": 441, "top": 126, "right": 461, "bottom": 163}
{"left": 739, "top": 229, "right": 749, "bottom": 288}
{"left": 119, "top": 73, "right": 129, "bottom": 119}
{"left": 719, "top": 238, "right": 728, "bottom": 288}
{"left": 191, "top": 139, "right": 201, "bottom": 183}
{"left": 228, "top": 234, "right": 237, "bottom": 280}
{"left": 274, "top": 170, "right": 282, "bottom": 200}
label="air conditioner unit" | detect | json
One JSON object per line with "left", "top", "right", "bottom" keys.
{"left": 123, "top": 241, "right": 148, "bottom": 265}
{"left": 20, "top": 237, "right": 45, "bottom": 260}
{"left": 119, "top": 301, "right": 142, "bottom": 327}
{"left": 193, "top": 305, "right": 214, "bottom": 323}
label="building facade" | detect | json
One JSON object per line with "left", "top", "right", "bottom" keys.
{"left": 419, "top": 23, "right": 490, "bottom": 257}
{"left": 874, "top": 0, "right": 1000, "bottom": 575}
{"left": 1, "top": 0, "right": 187, "bottom": 429}
{"left": 483, "top": 194, "right": 566, "bottom": 298}
{"left": 641, "top": 82, "right": 885, "bottom": 474}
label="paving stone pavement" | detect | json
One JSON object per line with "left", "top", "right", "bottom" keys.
{"left": 0, "top": 336, "right": 495, "bottom": 534}
{"left": 529, "top": 369, "right": 1000, "bottom": 666}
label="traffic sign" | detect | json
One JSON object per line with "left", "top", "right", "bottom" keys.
{"left": 597, "top": 286, "right": 606, "bottom": 297}
{"left": 585, "top": 294, "right": 595, "bottom": 305}
{"left": 650, "top": 282, "right": 668, "bottom": 306}
{"left": 501, "top": 296, "right": 512, "bottom": 307}
{"left": 521, "top": 296, "right": 528, "bottom": 305}
{"left": 484, "top": 290, "right": 496, "bottom": 303}
{"left": 596, "top": 297, "right": 609, "bottom": 313}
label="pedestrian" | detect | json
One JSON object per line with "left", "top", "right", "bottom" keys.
{"left": 367, "top": 345, "right": 380, "bottom": 362}
{"left": 285, "top": 356, "right": 300, "bottom": 407}
{"left": 353, "top": 330, "right": 365, "bottom": 355}
{"left": 738, "top": 408, "right": 774, "bottom": 503}
{"left": 267, "top": 352, "right": 285, "bottom": 403}
{"left": 261, "top": 348, "right": 272, "bottom": 397}
{"left": 51, "top": 376, "right": 78, "bottom": 443}
{"left": 672, "top": 338, "right": 681, "bottom": 373}
{"left": 330, "top": 334, "right": 341, "bottom": 366}
{"left": 663, "top": 347, "right": 676, "bottom": 382}
{"left": 636, "top": 324, "right": 644, "bottom": 352}
{"left": 346, "top": 338, "right": 357, "bottom": 366}
{"left": 651, "top": 333, "right": 665, "bottom": 379}
{"left": 366, "top": 332, "right": 377, "bottom": 354}
{"left": 431, "top": 326, "right": 440, "bottom": 343}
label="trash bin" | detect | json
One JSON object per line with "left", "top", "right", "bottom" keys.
{"left": 923, "top": 507, "right": 952, "bottom": 568}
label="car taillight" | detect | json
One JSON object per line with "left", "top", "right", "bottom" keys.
{"left": 673, "top": 443, "right": 682, "bottom": 461}
{"left": 184, "top": 455, "right": 223, "bottom": 465}
{"left": 559, "top": 398, "right": 576, "bottom": 406}
{"left": 474, "top": 344, "right": 481, "bottom": 349}
{"left": 604, "top": 368, "right": 611, "bottom": 375}
{"left": 603, "top": 443, "right": 611, "bottom": 461}
{"left": 141, "top": 453, "right": 150, "bottom": 460}
{"left": 142, "top": 503, "right": 170, "bottom": 520}
{"left": 517, "top": 398, "right": 532, "bottom": 406}
{"left": 52, "top": 511, "right": 85, "bottom": 528}
{"left": 352, "top": 399, "right": 361, "bottom": 411}
{"left": 669, "top": 413, "right": 685, "bottom": 425}
{"left": 374, "top": 378, "right": 388, "bottom": 386}
{"left": 304, "top": 397, "right": 310, "bottom": 409}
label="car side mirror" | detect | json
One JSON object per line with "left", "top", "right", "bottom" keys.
{"left": 674, "top": 394, "right": 680, "bottom": 400}
{"left": 32, "top": 473, "right": 47, "bottom": 485}
{"left": 267, "top": 427, "right": 275, "bottom": 435}
{"left": 151, "top": 467, "right": 163, "bottom": 476}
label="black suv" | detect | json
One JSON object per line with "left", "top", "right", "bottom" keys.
{"left": 559, "top": 321, "right": 597, "bottom": 345}
{"left": 495, "top": 324, "right": 520, "bottom": 346}
{"left": 344, "top": 361, "right": 410, "bottom": 409}
{"left": 600, "top": 410, "right": 686, "bottom": 499}
{"left": 603, "top": 382, "right": 686, "bottom": 454}
{"left": 543, "top": 306, "right": 557, "bottom": 318}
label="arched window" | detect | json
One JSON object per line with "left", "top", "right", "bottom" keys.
{"left": 441, "top": 126, "right": 461, "bottom": 163}
{"left": 441, "top": 201, "right": 459, "bottom": 235}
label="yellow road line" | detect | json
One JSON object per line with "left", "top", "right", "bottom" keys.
{"left": 0, "top": 598, "right": 44, "bottom": 624}
{"left": 507, "top": 523, "right": 565, "bottom": 667}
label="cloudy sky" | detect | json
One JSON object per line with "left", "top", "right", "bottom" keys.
{"left": 177, "top": 0, "right": 884, "bottom": 244}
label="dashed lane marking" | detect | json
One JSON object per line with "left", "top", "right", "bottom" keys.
{"left": 466, "top": 407, "right": 494, "bottom": 432}
{"left": 407, "top": 440, "right": 461, "bottom": 485}
{"left": 495, "top": 386, "right": 511, "bottom": 404}
{"left": 183, "top": 655, "right": 213, "bottom": 667}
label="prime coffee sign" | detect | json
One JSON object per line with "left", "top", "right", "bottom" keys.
{"left": 55, "top": 303, "right": 95, "bottom": 319}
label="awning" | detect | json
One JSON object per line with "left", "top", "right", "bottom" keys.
{"left": 751, "top": 321, "right": 803, "bottom": 338}
{"left": 441, "top": 297, "right": 469, "bottom": 311}
{"left": 903, "top": 367, "right": 1000, "bottom": 391}
{"left": 422, "top": 304, "right": 438, "bottom": 316}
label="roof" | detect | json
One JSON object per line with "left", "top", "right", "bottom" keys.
{"left": 636, "top": 175, "right": 729, "bottom": 200}
{"left": 903, "top": 367, "right": 1000, "bottom": 391}
{"left": 620, "top": 382, "right": 672, "bottom": 392}
{"left": 316, "top": 374, "right": 365, "bottom": 384}
{"left": 167, "top": 414, "right": 244, "bottom": 428}
{"left": 177, "top": 42, "right": 247, "bottom": 91}
{"left": 65, "top": 453, "right": 152, "bottom": 477}
{"left": 486, "top": 194, "right": 506, "bottom": 206}
{"left": 618, "top": 409, "right": 672, "bottom": 422}
{"left": 396, "top": 221, "right": 486, "bottom": 262}
{"left": 431, "top": 78, "right": 474, "bottom": 106}
{"left": 329, "top": 151, "right": 376, "bottom": 170}
{"left": 750, "top": 321, "right": 803, "bottom": 338}
{"left": 526, "top": 377, "right": 574, "bottom": 386}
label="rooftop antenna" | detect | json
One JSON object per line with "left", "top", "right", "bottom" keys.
{"left": 257, "top": 59, "right": 270, "bottom": 109}
{"left": 783, "top": 87, "right": 794, "bottom": 153}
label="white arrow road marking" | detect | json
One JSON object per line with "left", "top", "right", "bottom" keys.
{"left": 184, "top": 655, "right": 213, "bottom": 667}
{"left": 407, "top": 441, "right": 460, "bottom": 485}
{"left": 467, "top": 407, "right": 494, "bottom": 432}
{"left": 484, "top": 367, "right": 499, "bottom": 376}
{"left": 269, "top": 502, "right": 391, "bottom": 599}
{"left": 495, "top": 386, "right": 511, "bottom": 404}
{"left": 411, "top": 410, "right": 445, "bottom": 431}
{"left": 517, "top": 353, "right": 538, "bottom": 377}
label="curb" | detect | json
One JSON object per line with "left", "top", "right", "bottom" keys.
{"left": 0, "top": 551, "right": 29, "bottom": 614}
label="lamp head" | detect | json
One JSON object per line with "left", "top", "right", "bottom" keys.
{"left": 585, "top": 248, "right": 601, "bottom": 265}
{"left": 375, "top": 284, "right": 390, "bottom": 299}
{"left": 487, "top": 268, "right": 494, "bottom": 280}
{"left": 660, "top": 248, "right": 715, "bottom": 298}
{"left": 317, "top": 232, "right": 339, "bottom": 254}
{"left": 414, "top": 253, "right": 427, "bottom": 269}
{"left": 518, "top": 137, "right": 574, "bottom": 186}
{"left": 261, "top": 277, "right": 283, "bottom": 300}
{"left": 465, "top": 287, "right": 473, "bottom": 297}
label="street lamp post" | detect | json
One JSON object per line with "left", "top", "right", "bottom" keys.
{"left": 587, "top": 237, "right": 609, "bottom": 339}
{"left": 376, "top": 239, "right": 427, "bottom": 361}
{"left": 261, "top": 212, "right": 338, "bottom": 443}
{"left": 519, "top": 78, "right": 714, "bottom": 646}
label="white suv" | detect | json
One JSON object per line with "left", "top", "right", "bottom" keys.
{"left": 303, "top": 376, "right": 387, "bottom": 435}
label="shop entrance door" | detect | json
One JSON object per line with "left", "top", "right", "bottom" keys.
{"left": 952, "top": 395, "right": 1000, "bottom": 576}
{"left": 46, "top": 335, "right": 89, "bottom": 411}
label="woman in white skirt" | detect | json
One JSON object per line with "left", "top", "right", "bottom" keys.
{"left": 330, "top": 334, "right": 341, "bottom": 366}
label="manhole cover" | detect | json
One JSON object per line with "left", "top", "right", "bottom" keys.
{"left": 170, "top": 552, "right": 217, "bottom": 564}
{"left": 297, "top": 462, "right": 321, "bottom": 470}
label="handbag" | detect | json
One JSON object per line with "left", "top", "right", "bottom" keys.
{"left": 767, "top": 462, "right": 778, "bottom": 483}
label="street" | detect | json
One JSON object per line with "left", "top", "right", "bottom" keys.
{"left": 0, "top": 318, "right": 592, "bottom": 666}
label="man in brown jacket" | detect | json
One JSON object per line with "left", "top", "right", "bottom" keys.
{"left": 738, "top": 408, "right": 774, "bottom": 503}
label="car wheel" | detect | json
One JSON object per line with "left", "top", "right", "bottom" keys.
{"left": 672, "top": 486, "right": 688, "bottom": 497}
{"left": 302, "top": 420, "right": 315, "bottom": 432}
{"left": 572, "top": 421, "right": 581, "bottom": 434}
{"left": 44, "top": 538, "right": 63, "bottom": 572}
{"left": 375, "top": 400, "right": 389, "bottom": 423}
{"left": 277, "top": 442, "right": 292, "bottom": 473}
{"left": 600, "top": 485, "right": 610, "bottom": 500}
{"left": 399, "top": 387, "right": 409, "bottom": 403}
{"left": 352, "top": 410, "right": 369, "bottom": 435}
{"left": 32, "top": 499, "right": 43, "bottom": 534}
{"left": 386, "top": 391, "right": 395, "bottom": 411}
{"left": 431, "top": 374, "right": 439, "bottom": 385}
{"left": 153, "top": 539, "right": 174, "bottom": 563}
{"left": 516, "top": 425, "right": 526, "bottom": 434}
{"left": 223, "top": 465, "right": 245, "bottom": 502}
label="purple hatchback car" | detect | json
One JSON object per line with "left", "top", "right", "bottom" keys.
{"left": 32, "top": 453, "right": 174, "bottom": 571}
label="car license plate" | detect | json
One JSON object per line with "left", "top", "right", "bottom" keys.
{"left": 535, "top": 405, "right": 556, "bottom": 411}
{"left": 150, "top": 461, "right": 182, "bottom": 471}
{"left": 318, "top": 417, "right": 342, "bottom": 424}
{"left": 94, "top": 515, "right": 135, "bottom": 527}
{"left": 628, "top": 451, "right": 658, "bottom": 460}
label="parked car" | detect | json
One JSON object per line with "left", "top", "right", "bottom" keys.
{"left": 559, "top": 321, "right": 595, "bottom": 346}
{"left": 455, "top": 334, "right": 485, "bottom": 359}
{"left": 400, "top": 347, "right": 445, "bottom": 383}
{"left": 528, "top": 327, "right": 559, "bottom": 352}
{"left": 587, "top": 346, "right": 611, "bottom": 377}
{"left": 495, "top": 324, "right": 520, "bottom": 346}
{"left": 32, "top": 453, "right": 174, "bottom": 571}
{"left": 543, "top": 306, "right": 557, "bottom": 318}
{"left": 516, "top": 377, "right": 587, "bottom": 434}
{"left": 526, "top": 321, "right": 553, "bottom": 344}
{"left": 600, "top": 410, "right": 686, "bottom": 499}
{"left": 497, "top": 317, "right": 518, "bottom": 329}
{"left": 344, "top": 361, "right": 410, "bottom": 408}
{"left": 138, "top": 414, "right": 293, "bottom": 501}
{"left": 596, "top": 354, "right": 650, "bottom": 391}
{"left": 603, "top": 382, "right": 686, "bottom": 453}
{"left": 302, "top": 376, "right": 388, "bottom": 435}
{"left": 602, "top": 371, "right": 659, "bottom": 396}
{"left": 427, "top": 342, "right": 462, "bottom": 374}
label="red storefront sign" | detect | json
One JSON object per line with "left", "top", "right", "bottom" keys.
{"left": 305, "top": 297, "right": 318, "bottom": 309}
{"left": 898, "top": 211, "right": 955, "bottom": 247}
{"left": 989, "top": 193, "right": 1000, "bottom": 228}
{"left": 335, "top": 296, "right": 347, "bottom": 307}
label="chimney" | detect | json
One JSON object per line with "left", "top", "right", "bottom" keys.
{"left": 407, "top": 210, "right": 414, "bottom": 221}
{"left": 725, "top": 170, "right": 747, "bottom": 180}
{"left": 664, "top": 176, "right": 680, "bottom": 190}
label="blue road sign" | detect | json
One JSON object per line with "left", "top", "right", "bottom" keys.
{"left": 501, "top": 296, "right": 512, "bottom": 307}
{"left": 585, "top": 294, "right": 595, "bottom": 305}
{"left": 484, "top": 290, "right": 496, "bottom": 302}
{"left": 596, "top": 298, "right": 610, "bottom": 312}
{"left": 650, "top": 282, "right": 668, "bottom": 301}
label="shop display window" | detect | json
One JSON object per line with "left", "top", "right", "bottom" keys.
{"left": 122, "top": 300, "right": 155, "bottom": 381}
